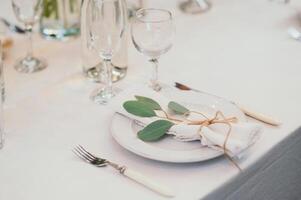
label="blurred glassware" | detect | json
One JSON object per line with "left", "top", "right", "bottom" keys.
{"left": 131, "top": 8, "right": 175, "bottom": 91}
{"left": 127, "top": 0, "right": 145, "bottom": 17}
{"left": 0, "top": 17, "right": 26, "bottom": 34}
{"left": 0, "top": 42, "right": 5, "bottom": 104}
{"left": 269, "top": 0, "right": 289, "bottom": 4}
{"left": 12, "top": 0, "right": 47, "bottom": 73}
{"left": 89, "top": 0, "right": 127, "bottom": 104}
{"left": 179, "top": 0, "right": 211, "bottom": 14}
{"left": 81, "top": 0, "right": 129, "bottom": 83}
{"left": 40, "top": 0, "right": 81, "bottom": 40}
{"left": 0, "top": 41, "right": 4, "bottom": 149}
{"left": 0, "top": 22, "right": 8, "bottom": 51}
{"left": 81, "top": 0, "right": 101, "bottom": 82}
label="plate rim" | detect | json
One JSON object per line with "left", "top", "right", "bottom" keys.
{"left": 110, "top": 88, "right": 246, "bottom": 163}
{"left": 110, "top": 113, "right": 224, "bottom": 163}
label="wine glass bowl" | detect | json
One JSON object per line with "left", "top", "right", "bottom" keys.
{"left": 90, "top": 1, "right": 124, "bottom": 59}
{"left": 12, "top": 0, "right": 43, "bottom": 26}
{"left": 12, "top": 0, "right": 46, "bottom": 73}
{"left": 132, "top": 9, "right": 173, "bottom": 59}
{"left": 131, "top": 8, "right": 174, "bottom": 91}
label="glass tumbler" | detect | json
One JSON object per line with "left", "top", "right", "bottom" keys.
{"left": 40, "top": 0, "right": 81, "bottom": 40}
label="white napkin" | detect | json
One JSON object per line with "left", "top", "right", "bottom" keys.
{"left": 110, "top": 85, "right": 262, "bottom": 157}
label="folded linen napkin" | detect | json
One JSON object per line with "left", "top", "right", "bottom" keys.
{"left": 110, "top": 85, "right": 262, "bottom": 158}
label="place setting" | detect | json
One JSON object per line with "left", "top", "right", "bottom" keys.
{"left": 73, "top": 0, "right": 282, "bottom": 197}
{"left": 2, "top": 0, "right": 300, "bottom": 199}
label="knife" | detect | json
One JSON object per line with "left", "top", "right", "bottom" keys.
{"left": 174, "top": 82, "right": 281, "bottom": 126}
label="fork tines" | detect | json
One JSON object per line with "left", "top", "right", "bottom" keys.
{"left": 73, "top": 145, "right": 96, "bottom": 163}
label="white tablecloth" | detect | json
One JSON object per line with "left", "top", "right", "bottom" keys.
{"left": 1, "top": 0, "right": 301, "bottom": 199}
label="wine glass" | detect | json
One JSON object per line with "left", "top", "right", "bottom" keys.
{"left": 89, "top": 0, "right": 127, "bottom": 104}
{"left": 131, "top": 8, "right": 175, "bottom": 91}
{"left": 12, "top": 0, "right": 47, "bottom": 73}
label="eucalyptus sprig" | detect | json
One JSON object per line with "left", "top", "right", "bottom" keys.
{"left": 168, "top": 101, "right": 190, "bottom": 115}
{"left": 123, "top": 96, "right": 190, "bottom": 142}
{"left": 123, "top": 96, "right": 242, "bottom": 171}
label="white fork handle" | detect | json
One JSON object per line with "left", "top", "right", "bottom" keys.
{"left": 123, "top": 168, "right": 175, "bottom": 197}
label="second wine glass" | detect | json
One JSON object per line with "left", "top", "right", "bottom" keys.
{"left": 89, "top": 0, "right": 127, "bottom": 104}
{"left": 131, "top": 8, "right": 175, "bottom": 91}
{"left": 12, "top": 0, "right": 47, "bottom": 73}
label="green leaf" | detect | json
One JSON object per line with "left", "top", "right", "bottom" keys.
{"left": 123, "top": 101, "right": 156, "bottom": 117}
{"left": 135, "top": 96, "right": 161, "bottom": 110}
{"left": 138, "top": 120, "right": 174, "bottom": 141}
{"left": 168, "top": 101, "right": 190, "bottom": 115}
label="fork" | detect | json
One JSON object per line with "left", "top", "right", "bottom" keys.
{"left": 73, "top": 145, "right": 175, "bottom": 197}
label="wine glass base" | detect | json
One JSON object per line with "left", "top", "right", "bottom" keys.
{"left": 150, "top": 82, "right": 162, "bottom": 92}
{"left": 14, "top": 57, "right": 47, "bottom": 73}
{"left": 90, "top": 87, "right": 116, "bottom": 105}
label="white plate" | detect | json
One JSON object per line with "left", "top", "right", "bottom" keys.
{"left": 110, "top": 87, "right": 246, "bottom": 163}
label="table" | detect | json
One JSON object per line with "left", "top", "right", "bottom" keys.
{"left": 1, "top": 0, "right": 301, "bottom": 199}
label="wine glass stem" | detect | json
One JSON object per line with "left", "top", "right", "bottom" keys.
{"left": 25, "top": 25, "right": 33, "bottom": 59}
{"left": 149, "top": 58, "right": 160, "bottom": 91}
{"left": 102, "top": 58, "right": 113, "bottom": 96}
